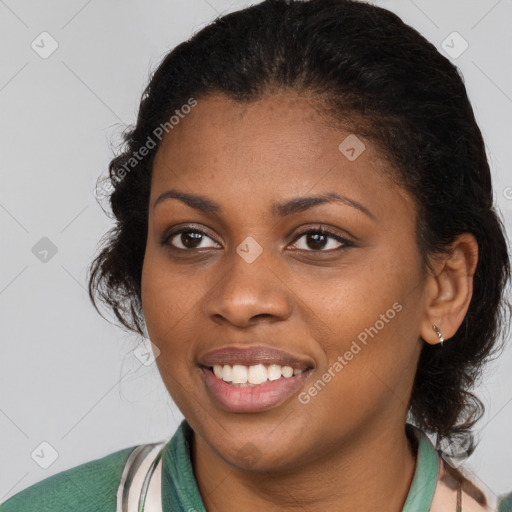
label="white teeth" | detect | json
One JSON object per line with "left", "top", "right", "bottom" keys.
{"left": 211, "top": 363, "right": 307, "bottom": 385}
{"left": 281, "top": 366, "right": 294, "bottom": 378}
{"left": 213, "top": 365, "right": 223, "bottom": 379}
{"left": 248, "top": 364, "right": 268, "bottom": 385}
{"left": 232, "top": 364, "right": 248, "bottom": 384}
{"left": 222, "top": 364, "right": 233, "bottom": 382}
{"left": 268, "top": 364, "right": 282, "bottom": 381}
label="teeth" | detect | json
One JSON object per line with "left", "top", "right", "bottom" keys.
{"left": 268, "top": 364, "right": 282, "bottom": 381}
{"left": 211, "top": 363, "right": 306, "bottom": 385}
{"left": 213, "top": 365, "right": 223, "bottom": 379}
{"left": 232, "top": 364, "right": 248, "bottom": 384}
{"left": 281, "top": 366, "right": 293, "bottom": 378}
{"left": 248, "top": 364, "right": 268, "bottom": 385}
{"left": 222, "top": 365, "right": 232, "bottom": 382}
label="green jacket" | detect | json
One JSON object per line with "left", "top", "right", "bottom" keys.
{"left": 1, "top": 421, "right": 510, "bottom": 511}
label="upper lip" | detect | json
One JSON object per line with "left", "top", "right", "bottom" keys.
{"left": 198, "top": 346, "right": 315, "bottom": 370}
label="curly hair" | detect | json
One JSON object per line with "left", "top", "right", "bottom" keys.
{"left": 87, "top": 0, "right": 511, "bottom": 455}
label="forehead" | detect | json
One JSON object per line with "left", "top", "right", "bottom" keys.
{"left": 150, "top": 92, "right": 413, "bottom": 221}
{"left": 154, "top": 92, "right": 343, "bottom": 171}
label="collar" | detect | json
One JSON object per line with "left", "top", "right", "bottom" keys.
{"left": 402, "top": 424, "right": 440, "bottom": 511}
{"left": 161, "top": 421, "right": 443, "bottom": 511}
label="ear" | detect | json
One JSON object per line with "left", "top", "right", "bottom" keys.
{"left": 420, "top": 233, "right": 479, "bottom": 345}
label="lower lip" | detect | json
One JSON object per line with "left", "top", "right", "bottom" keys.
{"left": 201, "top": 367, "right": 312, "bottom": 413}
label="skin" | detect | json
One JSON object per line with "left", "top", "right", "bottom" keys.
{"left": 140, "top": 91, "right": 478, "bottom": 511}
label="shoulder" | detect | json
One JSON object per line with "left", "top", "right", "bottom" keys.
{"left": 407, "top": 425, "right": 512, "bottom": 512}
{"left": 499, "top": 491, "right": 512, "bottom": 511}
{"left": 0, "top": 445, "right": 136, "bottom": 512}
{"left": 433, "top": 452, "right": 512, "bottom": 512}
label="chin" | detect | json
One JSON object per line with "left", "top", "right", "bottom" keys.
{"left": 200, "top": 414, "right": 314, "bottom": 471}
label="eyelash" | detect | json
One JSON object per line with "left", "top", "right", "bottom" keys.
{"left": 160, "top": 225, "right": 354, "bottom": 253}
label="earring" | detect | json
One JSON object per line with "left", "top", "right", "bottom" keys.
{"left": 432, "top": 324, "right": 444, "bottom": 346}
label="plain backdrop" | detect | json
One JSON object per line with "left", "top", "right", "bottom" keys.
{"left": 1, "top": 0, "right": 511, "bottom": 503}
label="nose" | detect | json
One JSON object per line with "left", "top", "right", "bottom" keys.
{"left": 203, "top": 248, "right": 293, "bottom": 328}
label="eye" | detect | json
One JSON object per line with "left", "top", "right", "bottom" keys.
{"left": 161, "top": 225, "right": 354, "bottom": 253}
{"left": 289, "top": 227, "right": 353, "bottom": 252}
{"left": 162, "top": 226, "right": 221, "bottom": 250}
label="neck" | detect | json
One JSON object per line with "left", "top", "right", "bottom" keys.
{"left": 192, "top": 417, "right": 418, "bottom": 512}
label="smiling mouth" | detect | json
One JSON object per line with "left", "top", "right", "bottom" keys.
{"left": 208, "top": 363, "right": 312, "bottom": 386}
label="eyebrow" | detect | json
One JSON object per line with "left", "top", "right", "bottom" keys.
{"left": 153, "top": 188, "right": 375, "bottom": 220}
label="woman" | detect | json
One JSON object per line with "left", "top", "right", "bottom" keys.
{"left": 1, "top": 0, "right": 511, "bottom": 510}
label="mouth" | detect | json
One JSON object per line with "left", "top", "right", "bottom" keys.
{"left": 198, "top": 346, "right": 314, "bottom": 413}
{"left": 209, "top": 363, "right": 308, "bottom": 386}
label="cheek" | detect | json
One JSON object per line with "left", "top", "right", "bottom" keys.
{"left": 141, "top": 249, "right": 201, "bottom": 363}
{"left": 142, "top": 241, "right": 200, "bottom": 319}
{"left": 308, "top": 254, "right": 411, "bottom": 345}
{"left": 141, "top": 255, "right": 206, "bottom": 416}
{"left": 302, "top": 247, "right": 422, "bottom": 404}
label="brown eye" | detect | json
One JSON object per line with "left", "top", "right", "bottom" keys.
{"left": 289, "top": 228, "right": 353, "bottom": 252}
{"left": 163, "top": 228, "right": 221, "bottom": 250}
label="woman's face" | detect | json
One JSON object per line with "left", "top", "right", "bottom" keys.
{"left": 141, "top": 92, "right": 428, "bottom": 471}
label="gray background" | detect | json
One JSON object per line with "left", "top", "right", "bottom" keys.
{"left": 1, "top": 0, "right": 511, "bottom": 503}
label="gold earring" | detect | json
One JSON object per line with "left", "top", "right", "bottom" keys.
{"left": 432, "top": 324, "right": 444, "bottom": 346}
